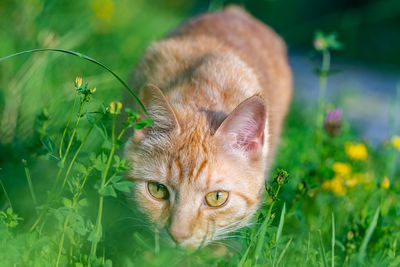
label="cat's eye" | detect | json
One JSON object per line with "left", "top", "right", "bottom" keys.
{"left": 147, "top": 182, "right": 169, "bottom": 200}
{"left": 205, "top": 191, "right": 229, "bottom": 207}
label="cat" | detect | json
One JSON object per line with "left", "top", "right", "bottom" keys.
{"left": 124, "top": 5, "right": 292, "bottom": 249}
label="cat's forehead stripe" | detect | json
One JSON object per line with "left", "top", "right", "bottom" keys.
{"left": 193, "top": 159, "right": 208, "bottom": 181}
{"left": 174, "top": 157, "right": 183, "bottom": 181}
{"left": 201, "top": 140, "right": 208, "bottom": 154}
{"left": 165, "top": 161, "right": 172, "bottom": 184}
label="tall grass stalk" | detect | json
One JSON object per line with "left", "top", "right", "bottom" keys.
{"left": 306, "top": 232, "right": 311, "bottom": 263}
{"left": 316, "top": 49, "right": 331, "bottom": 142}
{"left": 22, "top": 159, "right": 37, "bottom": 206}
{"left": 331, "top": 213, "right": 335, "bottom": 267}
{"left": 59, "top": 93, "right": 78, "bottom": 158}
{"left": 276, "top": 238, "right": 292, "bottom": 266}
{"left": 254, "top": 183, "right": 282, "bottom": 262}
{"left": 90, "top": 114, "right": 117, "bottom": 261}
{"left": 273, "top": 202, "right": 286, "bottom": 267}
{"left": 0, "top": 179, "right": 12, "bottom": 209}
{"left": 358, "top": 206, "right": 380, "bottom": 263}
{"left": 238, "top": 183, "right": 283, "bottom": 266}
{"left": 318, "top": 229, "right": 329, "bottom": 267}
{"left": 387, "top": 83, "right": 400, "bottom": 180}
{"left": 56, "top": 167, "right": 92, "bottom": 267}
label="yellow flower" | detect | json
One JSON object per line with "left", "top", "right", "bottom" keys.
{"left": 345, "top": 142, "right": 368, "bottom": 161}
{"left": 332, "top": 162, "right": 351, "bottom": 177}
{"left": 109, "top": 101, "right": 122, "bottom": 114}
{"left": 381, "top": 177, "right": 390, "bottom": 189}
{"left": 74, "top": 77, "right": 82, "bottom": 88}
{"left": 391, "top": 136, "right": 400, "bottom": 150}
{"left": 322, "top": 176, "right": 346, "bottom": 196}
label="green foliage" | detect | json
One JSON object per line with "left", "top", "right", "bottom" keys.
{"left": 0, "top": 3, "right": 399, "bottom": 266}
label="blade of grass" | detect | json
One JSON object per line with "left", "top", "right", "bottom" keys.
{"left": 0, "top": 48, "right": 147, "bottom": 115}
{"left": 332, "top": 212, "right": 335, "bottom": 267}
{"left": 273, "top": 203, "right": 286, "bottom": 267}
{"left": 276, "top": 238, "right": 292, "bottom": 266}
{"left": 306, "top": 231, "right": 311, "bottom": 263}
{"left": 276, "top": 203, "right": 286, "bottom": 244}
{"left": 238, "top": 212, "right": 273, "bottom": 267}
{"left": 254, "top": 213, "right": 272, "bottom": 262}
{"left": 358, "top": 206, "right": 380, "bottom": 263}
{"left": 22, "top": 159, "right": 37, "bottom": 207}
{"left": 318, "top": 229, "right": 329, "bottom": 267}
{"left": 0, "top": 178, "right": 12, "bottom": 209}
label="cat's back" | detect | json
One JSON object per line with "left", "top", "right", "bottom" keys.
{"left": 168, "top": 6, "right": 292, "bottom": 106}
{"left": 134, "top": 6, "right": 292, "bottom": 111}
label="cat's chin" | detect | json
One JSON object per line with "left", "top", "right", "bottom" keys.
{"left": 173, "top": 236, "right": 210, "bottom": 251}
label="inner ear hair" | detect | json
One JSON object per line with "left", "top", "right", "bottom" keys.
{"left": 214, "top": 95, "right": 267, "bottom": 159}
{"left": 141, "top": 83, "right": 180, "bottom": 137}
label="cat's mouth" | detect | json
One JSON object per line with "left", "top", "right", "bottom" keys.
{"left": 166, "top": 230, "right": 212, "bottom": 250}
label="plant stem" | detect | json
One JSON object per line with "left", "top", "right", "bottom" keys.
{"left": 57, "top": 114, "right": 104, "bottom": 197}
{"left": 56, "top": 216, "right": 70, "bottom": 267}
{"left": 104, "top": 172, "right": 119, "bottom": 187}
{"left": 90, "top": 115, "right": 116, "bottom": 259}
{"left": 0, "top": 48, "right": 147, "bottom": 115}
{"left": 0, "top": 178, "right": 12, "bottom": 209}
{"left": 332, "top": 212, "right": 335, "bottom": 267}
{"left": 266, "top": 184, "right": 281, "bottom": 219}
{"left": 31, "top": 99, "right": 87, "bottom": 232}
{"left": 316, "top": 49, "right": 331, "bottom": 139}
{"left": 22, "top": 160, "right": 37, "bottom": 207}
{"left": 55, "top": 169, "right": 91, "bottom": 267}
{"left": 51, "top": 99, "right": 86, "bottom": 195}
{"left": 60, "top": 93, "right": 78, "bottom": 158}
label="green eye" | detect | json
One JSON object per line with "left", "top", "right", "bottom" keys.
{"left": 147, "top": 182, "right": 169, "bottom": 200}
{"left": 205, "top": 191, "right": 229, "bottom": 207}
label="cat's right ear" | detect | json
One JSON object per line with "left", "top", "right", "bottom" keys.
{"left": 214, "top": 95, "right": 266, "bottom": 160}
{"left": 134, "top": 84, "right": 180, "bottom": 142}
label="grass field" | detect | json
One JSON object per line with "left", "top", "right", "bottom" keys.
{"left": 1, "top": 1, "right": 400, "bottom": 266}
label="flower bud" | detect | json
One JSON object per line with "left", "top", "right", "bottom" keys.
{"left": 380, "top": 177, "right": 390, "bottom": 189}
{"left": 74, "top": 77, "right": 83, "bottom": 88}
{"left": 313, "top": 38, "right": 327, "bottom": 51}
{"left": 324, "top": 109, "right": 342, "bottom": 137}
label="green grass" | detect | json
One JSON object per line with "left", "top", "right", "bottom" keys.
{"left": 1, "top": 1, "right": 400, "bottom": 266}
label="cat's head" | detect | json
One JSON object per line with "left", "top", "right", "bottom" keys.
{"left": 125, "top": 84, "right": 268, "bottom": 249}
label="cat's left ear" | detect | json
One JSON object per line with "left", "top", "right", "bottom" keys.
{"left": 214, "top": 95, "right": 266, "bottom": 160}
{"left": 134, "top": 84, "right": 180, "bottom": 141}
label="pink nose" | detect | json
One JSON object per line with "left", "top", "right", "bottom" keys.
{"left": 168, "top": 227, "right": 191, "bottom": 244}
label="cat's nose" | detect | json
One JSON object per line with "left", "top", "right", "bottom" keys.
{"left": 168, "top": 227, "right": 191, "bottom": 244}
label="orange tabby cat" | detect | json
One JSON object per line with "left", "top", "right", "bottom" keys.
{"left": 124, "top": 6, "right": 292, "bottom": 249}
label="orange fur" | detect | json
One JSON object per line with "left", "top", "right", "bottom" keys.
{"left": 124, "top": 6, "right": 292, "bottom": 249}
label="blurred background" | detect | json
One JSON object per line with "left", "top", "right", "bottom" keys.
{"left": 0, "top": 0, "right": 399, "bottom": 149}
